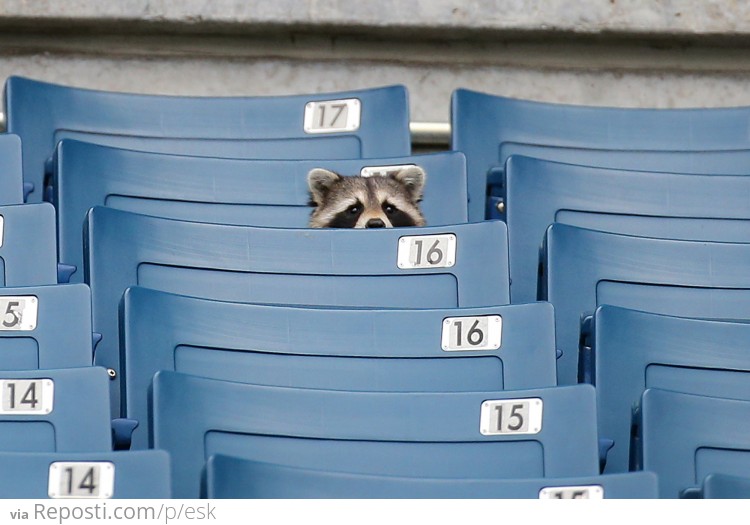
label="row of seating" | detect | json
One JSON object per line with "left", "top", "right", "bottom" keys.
{"left": 0, "top": 76, "right": 747, "bottom": 498}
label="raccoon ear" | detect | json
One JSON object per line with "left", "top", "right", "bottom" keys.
{"left": 392, "top": 166, "right": 426, "bottom": 201}
{"left": 307, "top": 168, "right": 343, "bottom": 203}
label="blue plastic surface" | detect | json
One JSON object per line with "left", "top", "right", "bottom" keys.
{"left": 0, "top": 367, "right": 111, "bottom": 452}
{"left": 590, "top": 306, "right": 750, "bottom": 474}
{"left": 152, "top": 371, "right": 599, "bottom": 498}
{"left": 684, "top": 474, "right": 750, "bottom": 499}
{"left": 0, "top": 450, "right": 171, "bottom": 498}
{"left": 86, "top": 206, "right": 510, "bottom": 416}
{"left": 0, "top": 284, "right": 93, "bottom": 370}
{"left": 52, "top": 140, "right": 468, "bottom": 282}
{"left": 504, "top": 155, "right": 750, "bottom": 302}
{"left": 121, "top": 287, "right": 556, "bottom": 449}
{"left": 0, "top": 134, "right": 25, "bottom": 204}
{"left": 541, "top": 223, "right": 750, "bottom": 385}
{"left": 451, "top": 88, "right": 750, "bottom": 221}
{"left": 0, "top": 203, "right": 59, "bottom": 286}
{"left": 205, "top": 455, "right": 658, "bottom": 499}
{"left": 640, "top": 388, "right": 750, "bottom": 498}
{"left": 5, "top": 76, "right": 411, "bottom": 202}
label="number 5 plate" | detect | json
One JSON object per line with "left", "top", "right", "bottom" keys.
{"left": 0, "top": 296, "right": 38, "bottom": 331}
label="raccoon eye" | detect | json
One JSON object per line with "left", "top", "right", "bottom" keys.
{"left": 347, "top": 203, "right": 361, "bottom": 215}
{"left": 383, "top": 203, "right": 397, "bottom": 215}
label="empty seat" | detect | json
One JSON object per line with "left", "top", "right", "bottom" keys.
{"left": 541, "top": 224, "right": 750, "bottom": 384}
{"left": 0, "top": 284, "right": 93, "bottom": 370}
{"left": 0, "top": 450, "right": 170, "bottom": 499}
{"left": 589, "top": 306, "right": 750, "bottom": 474}
{"left": 5, "top": 76, "right": 412, "bottom": 202}
{"left": 205, "top": 455, "right": 659, "bottom": 499}
{"left": 639, "top": 388, "right": 750, "bottom": 498}
{"left": 86, "top": 206, "right": 510, "bottom": 415}
{"left": 682, "top": 473, "right": 750, "bottom": 499}
{"left": 0, "top": 203, "right": 60, "bottom": 286}
{"left": 0, "top": 134, "right": 25, "bottom": 204}
{"left": 52, "top": 140, "right": 468, "bottom": 282}
{"left": 504, "top": 155, "right": 750, "bottom": 302}
{"left": 152, "top": 371, "right": 599, "bottom": 498}
{"left": 121, "top": 286, "right": 556, "bottom": 448}
{"left": 0, "top": 367, "right": 111, "bottom": 452}
{"left": 451, "top": 88, "right": 750, "bottom": 221}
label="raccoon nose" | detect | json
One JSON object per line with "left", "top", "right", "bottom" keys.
{"left": 365, "top": 218, "right": 386, "bottom": 229}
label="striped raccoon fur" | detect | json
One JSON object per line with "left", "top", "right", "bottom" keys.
{"left": 307, "top": 166, "right": 426, "bottom": 228}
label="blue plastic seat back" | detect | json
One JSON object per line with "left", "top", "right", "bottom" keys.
{"left": 205, "top": 455, "right": 658, "bottom": 499}
{"left": 0, "top": 367, "right": 111, "bottom": 452}
{"left": 152, "top": 371, "right": 599, "bottom": 498}
{"left": 541, "top": 223, "right": 750, "bottom": 385}
{"left": 0, "top": 284, "right": 93, "bottom": 370}
{"left": 86, "top": 206, "right": 510, "bottom": 416}
{"left": 0, "top": 450, "right": 170, "bottom": 498}
{"left": 640, "top": 388, "right": 750, "bottom": 498}
{"left": 590, "top": 306, "right": 750, "bottom": 474}
{"left": 451, "top": 88, "right": 750, "bottom": 221}
{"left": 5, "top": 76, "right": 411, "bottom": 202}
{"left": 121, "top": 287, "right": 556, "bottom": 449}
{"left": 505, "top": 155, "right": 750, "bottom": 303}
{"left": 0, "top": 134, "right": 25, "bottom": 204}
{"left": 52, "top": 140, "right": 468, "bottom": 282}
{"left": 683, "top": 473, "right": 750, "bottom": 499}
{"left": 0, "top": 204, "right": 59, "bottom": 286}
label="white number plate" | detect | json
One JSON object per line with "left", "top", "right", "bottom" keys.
{"left": 0, "top": 296, "right": 38, "bottom": 331}
{"left": 442, "top": 315, "right": 502, "bottom": 351}
{"left": 360, "top": 164, "right": 416, "bottom": 178}
{"left": 304, "top": 98, "right": 361, "bottom": 134}
{"left": 0, "top": 379, "right": 54, "bottom": 415}
{"left": 480, "top": 398, "right": 542, "bottom": 436}
{"left": 397, "top": 234, "right": 456, "bottom": 269}
{"left": 539, "top": 485, "right": 604, "bottom": 499}
{"left": 48, "top": 462, "right": 115, "bottom": 499}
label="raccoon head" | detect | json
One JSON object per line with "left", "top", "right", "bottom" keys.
{"left": 307, "top": 166, "right": 427, "bottom": 228}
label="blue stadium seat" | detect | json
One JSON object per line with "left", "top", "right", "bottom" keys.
{"left": 541, "top": 223, "right": 750, "bottom": 385}
{"left": 52, "top": 140, "right": 468, "bottom": 282}
{"left": 152, "top": 371, "right": 599, "bottom": 498}
{"left": 0, "top": 284, "right": 93, "bottom": 370}
{"left": 121, "top": 287, "right": 556, "bottom": 449}
{"left": 639, "top": 388, "right": 750, "bottom": 498}
{"left": 86, "top": 206, "right": 510, "bottom": 416}
{"left": 0, "top": 203, "right": 60, "bottom": 286}
{"left": 589, "top": 306, "right": 750, "bottom": 474}
{"left": 205, "top": 455, "right": 659, "bottom": 499}
{"left": 0, "top": 450, "right": 170, "bottom": 498}
{"left": 451, "top": 88, "right": 750, "bottom": 221}
{"left": 504, "top": 155, "right": 750, "bottom": 302}
{"left": 0, "top": 367, "right": 111, "bottom": 452}
{"left": 5, "top": 76, "right": 412, "bottom": 202}
{"left": 682, "top": 474, "right": 750, "bottom": 499}
{"left": 0, "top": 134, "right": 25, "bottom": 203}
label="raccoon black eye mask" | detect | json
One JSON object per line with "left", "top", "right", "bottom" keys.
{"left": 307, "top": 167, "right": 427, "bottom": 228}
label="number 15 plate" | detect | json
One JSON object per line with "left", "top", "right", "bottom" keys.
{"left": 480, "top": 398, "right": 543, "bottom": 436}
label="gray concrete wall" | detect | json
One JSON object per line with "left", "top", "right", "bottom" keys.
{"left": 2, "top": 1, "right": 750, "bottom": 136}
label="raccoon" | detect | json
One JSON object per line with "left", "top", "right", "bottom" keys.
{"left": 307, "top": 166, "right": 427, "bottom": 228}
